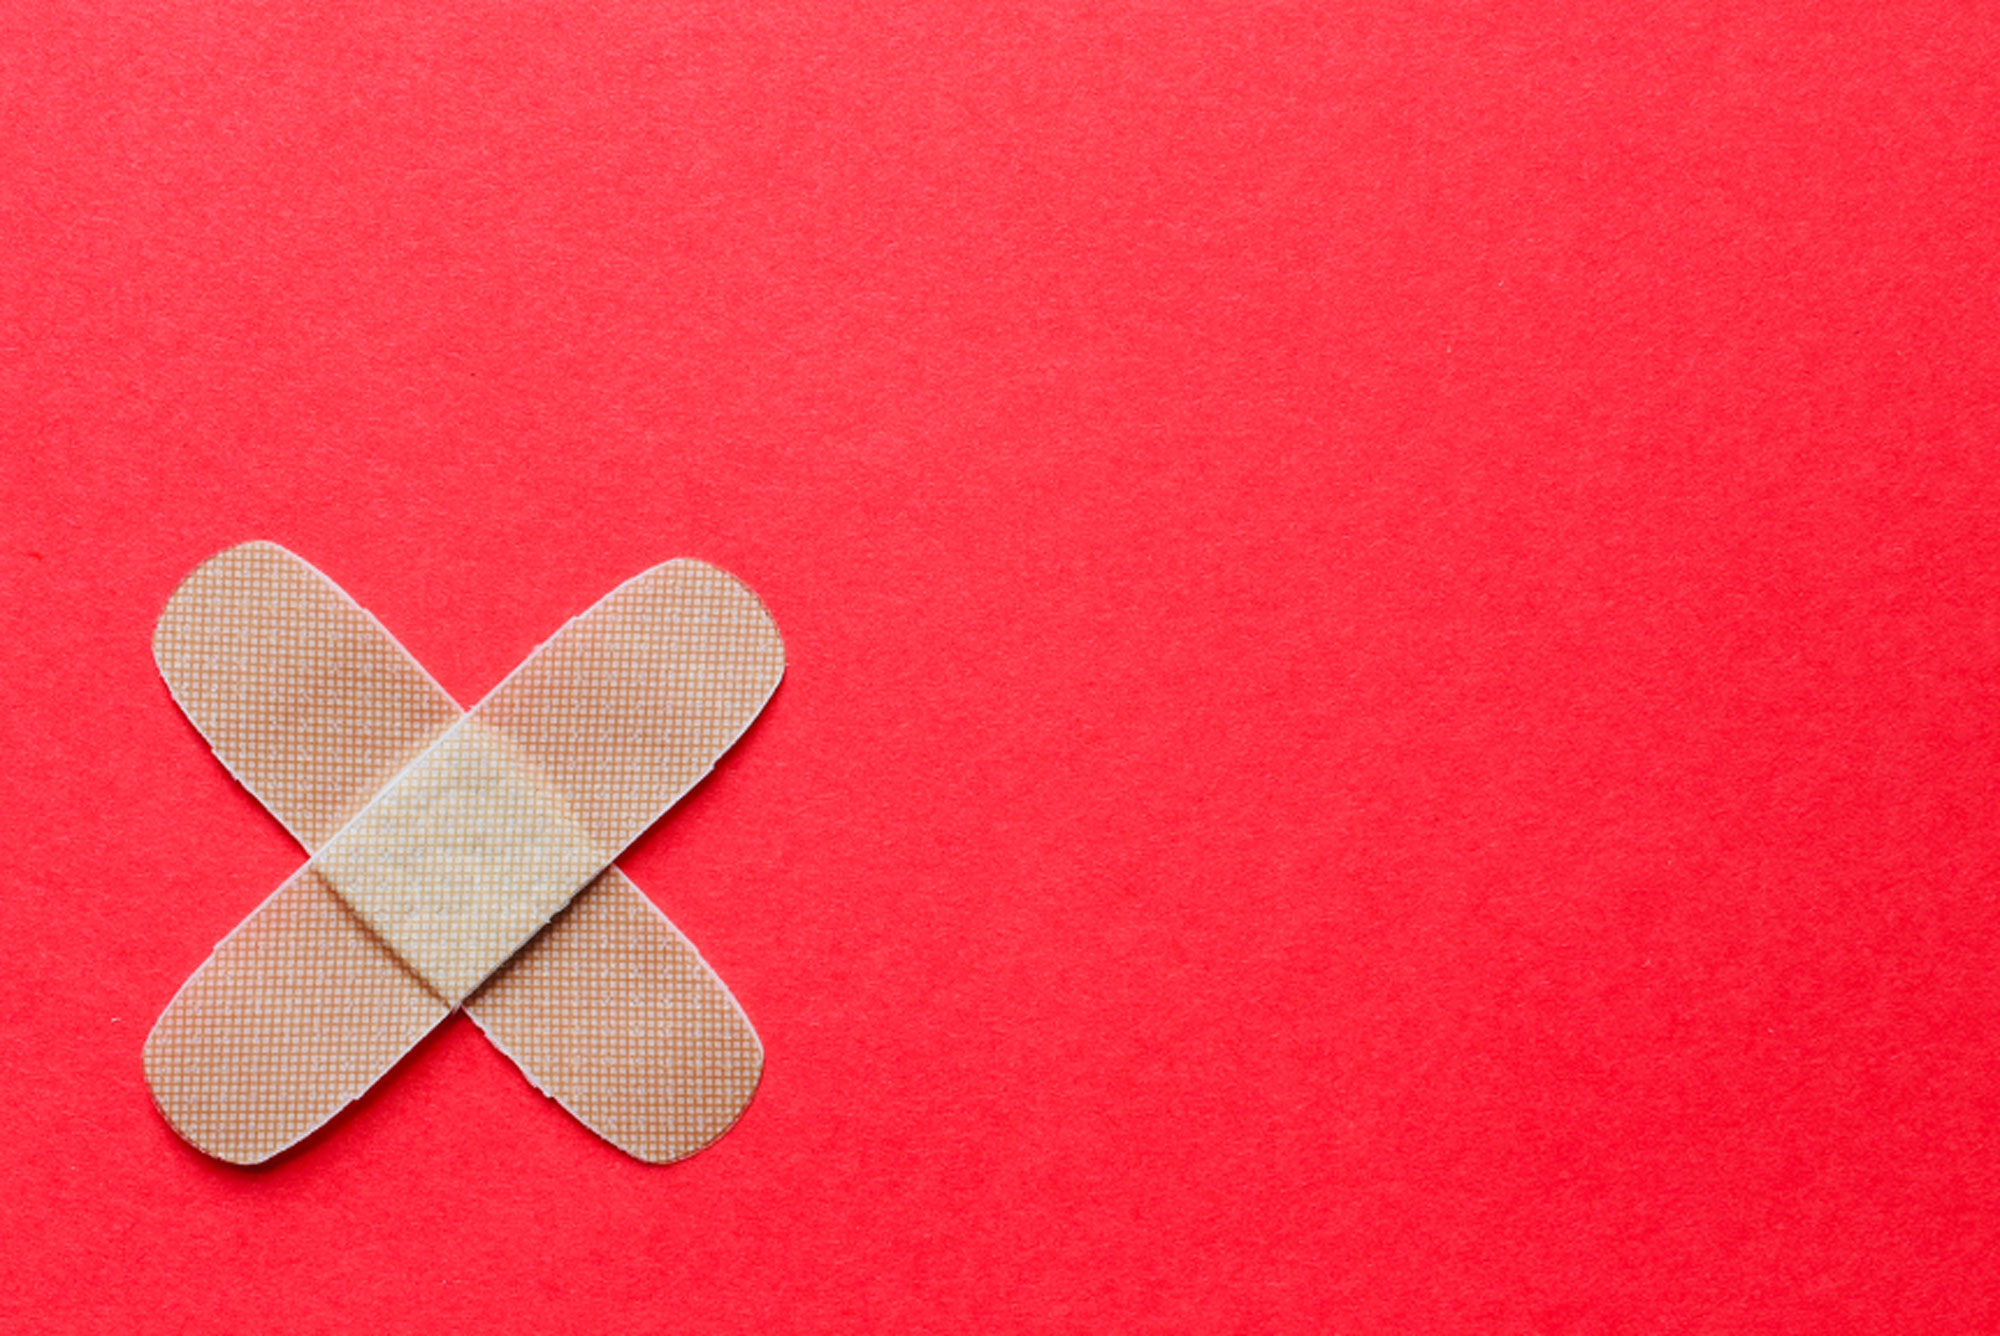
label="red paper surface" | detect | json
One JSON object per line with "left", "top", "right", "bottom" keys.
{"left": 3, "top": 3, "right": 1998, "bottom": 1331}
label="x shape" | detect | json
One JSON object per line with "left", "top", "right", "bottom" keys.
{"left": 143, "top": 543, "right": 784, "bottom": 1164}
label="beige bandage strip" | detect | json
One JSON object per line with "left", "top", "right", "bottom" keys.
{"left": 149, "top": 543, "right": 771, "bottom": 1164}
{"left": 144, "top": 543, "right": 782, "bottom": 1163}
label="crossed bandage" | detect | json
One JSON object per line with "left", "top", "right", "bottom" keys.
{"left": 143, "top": 542, "right": 784, "bottom": 1164}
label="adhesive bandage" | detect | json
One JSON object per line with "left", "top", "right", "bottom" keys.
{"left": 143, "top": 543, "right": 783, "bottom": 1164}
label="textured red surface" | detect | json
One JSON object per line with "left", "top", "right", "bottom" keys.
{"left": 3, "top": 2, "right": 1999, "bottom": 1331}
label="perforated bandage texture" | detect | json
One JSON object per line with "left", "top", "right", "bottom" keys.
{"left": 144, "top": 543, "right": 781, "bottom": 1164}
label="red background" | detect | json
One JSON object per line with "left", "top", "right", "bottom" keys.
{"left": 3, "top": 2, "right": 1999, "bottom": 1331}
